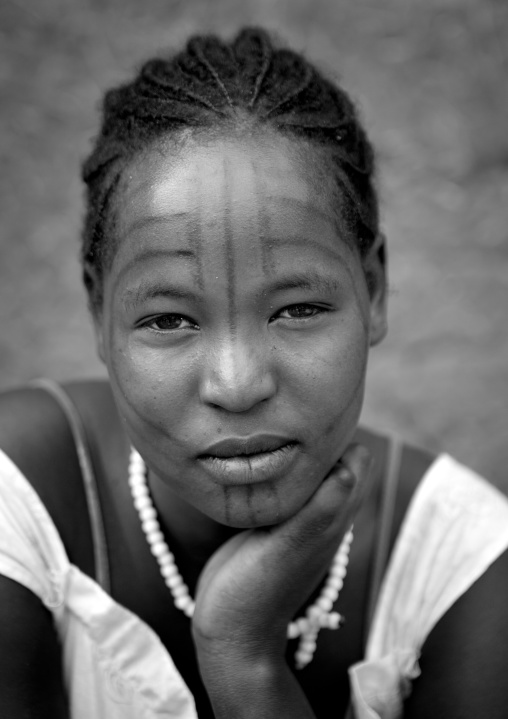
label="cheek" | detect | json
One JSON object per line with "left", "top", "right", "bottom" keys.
{"left": 284, "top": 318, "right": 369, "bottom": 451}
{"left": 287, "top": 319, "right": 368, "bottom": 405}
{"left": 106, "top": 331, "right": 196, "bottom": 432}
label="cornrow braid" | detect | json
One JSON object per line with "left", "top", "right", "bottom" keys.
{"left": 81, "top": 26, "right": 379, "bottom": 310}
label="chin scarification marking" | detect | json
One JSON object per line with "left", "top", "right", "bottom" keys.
{"left": 246, "top": 483, "right": 255, "bottom": 522}
{"left": 267, "top": 482, "right": 281, "bottom": 524}
{"left": 223, "top": 486, "right": 232, "bottom": 525}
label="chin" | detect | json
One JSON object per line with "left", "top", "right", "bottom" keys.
{"left": 222, "top": 511, "right": 283, "bottom": 530}
{"left": 209, "top": 483, "right": 306, "bottom": 530}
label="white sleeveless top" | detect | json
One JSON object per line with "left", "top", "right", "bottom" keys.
{"left": 1, "top": 448, "right": 508, "bottom": 719}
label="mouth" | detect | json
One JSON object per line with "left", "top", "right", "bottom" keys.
{"left": 197, "top": 435, "right": 299, "bottom": 485}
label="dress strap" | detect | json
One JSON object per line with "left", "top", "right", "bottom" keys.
{"left": 29, "top": 378, "right": 111, "bottom": 593}
{"left": 364, "top": 434, "right": 403, "bottom": 637}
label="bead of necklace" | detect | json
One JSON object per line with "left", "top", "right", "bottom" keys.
{"left": 128, "top": 447, "right": 353, "bottom": 669}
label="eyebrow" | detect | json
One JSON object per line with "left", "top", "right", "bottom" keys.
{"left": 123, "top": 272, "right": 345, "bottom": 312}
{"left": 265, "top": 272, "right": 344, "bottom": 297}
{"left": 113, "top": 247, "right": 198, "bottom": 294}
{"left": 122, "top": 280, "right": 201, "bottom": 310}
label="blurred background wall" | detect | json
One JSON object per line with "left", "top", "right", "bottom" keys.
{"left": 1, "top": 0, "right": 507, "bottom": 485}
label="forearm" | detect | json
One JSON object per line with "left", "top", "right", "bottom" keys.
{"left": 197, "top": 646, "right": 316, "bottom": 719}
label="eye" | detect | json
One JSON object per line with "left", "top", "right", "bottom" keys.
{"left": 141, "top": 314, "right": 199, "bottom": 332}
{"left": 273, "top": 304, "right": 328, "bottom": 321}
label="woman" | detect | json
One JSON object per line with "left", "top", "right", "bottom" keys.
{"left": 1, "top": 27, "right": 508, "bottom": 719}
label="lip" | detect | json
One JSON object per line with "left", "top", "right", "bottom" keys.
{"left": 197, "top": 435, "right": 299, "bottom": 485}
{"left": 200, "top": 434, "right": 295, "bottom": 458}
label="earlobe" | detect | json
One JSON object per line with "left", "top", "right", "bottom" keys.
{"left": 365, "top": 234, "right": 388, "bottom": 347}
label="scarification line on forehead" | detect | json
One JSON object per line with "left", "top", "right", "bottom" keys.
{"left": 267, "top": 196, "right": 336, "bottom": 230}
{"left": 250, "top": 155, "right": 332, "bottom": 276}
{"left": 267, "top": 195, "right": 359, "bottom": 258}
{"left": 251, "top": 161, "right": 273, "bottom": 277}
{"left": 185, "top": 166, "right": 204, "bottom": 291}
{"left": 223, "top": 157, "right": 237, "bottom": 337}
{"left": 254, "top": 189, "right": 341, "bottom": 279}
{"left": 273, "top": 238, "right": 351, "bottom": 271}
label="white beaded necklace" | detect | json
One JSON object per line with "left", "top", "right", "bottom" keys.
{"left": 128, "top": 447, "right": 353, "bottom": 669}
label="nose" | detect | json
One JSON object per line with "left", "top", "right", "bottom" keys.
{"left": 199, "top": 337, "right": 277, "bottom": 413}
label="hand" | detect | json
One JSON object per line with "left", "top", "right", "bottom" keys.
{"left": 192, "top": 443, "right": 372, "bottom": 663}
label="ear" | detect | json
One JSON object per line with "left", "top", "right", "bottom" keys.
{"left": 92, "top": 311, "right": 107, "bottom": 364}
{"left": 84, "top": 262, "right": 107, "bottom": 364}
{"left": 363, "top": 233, "right": 388, "bottom": 347}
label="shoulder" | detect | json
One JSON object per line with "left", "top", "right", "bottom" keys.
{"left": 0, "top": 378, "right": 114, "bottom": 446}
{"left": 359, "top": 439, "right": 508, "bottom": 715}
{"left": 0, "top": 383, "right": 80, "bottom": 510}
{"left": 0, "top": 379, "right": 118, "bottom": 573}
{"left": 0, "top": 378, "right": 118, "bottom": 468}
{"left": 0, "top": 378, "right": 116, "bottom": 485}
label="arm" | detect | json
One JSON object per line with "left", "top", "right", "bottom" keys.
{"left": 0, "top": 575, "right": 69, "bottom": 718}
{"left": 0, "top": 387, "right": 88, "bottom": 718}
{"left": 404, "top": 548, "right": 508, "bottom": 718}
{"left": 192, "top": 445, "right": 371, "bottom": 719}
{"left": 197, "top": 647, "right": 316, "bottom": 719}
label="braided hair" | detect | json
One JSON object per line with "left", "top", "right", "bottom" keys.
{"left": 82, "top": 27, "right": 379, "bottom": 310}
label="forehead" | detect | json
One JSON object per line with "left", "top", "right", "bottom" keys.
{"left": 115, "top": 133, "right": 338, "bottom": 241}
{"left": 106, "top": 132, "right": 365, "bottom": 315}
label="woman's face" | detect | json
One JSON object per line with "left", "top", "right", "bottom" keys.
{"left": 95, "top": 132, "right": 386, "bottom": 528}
